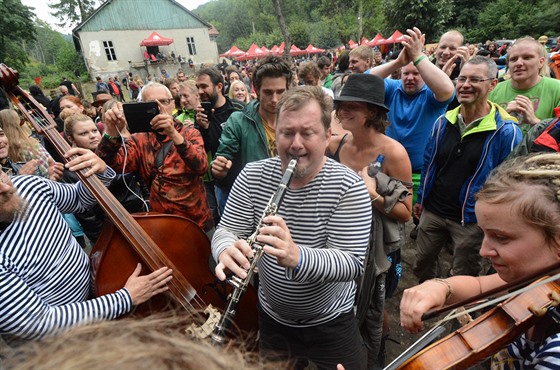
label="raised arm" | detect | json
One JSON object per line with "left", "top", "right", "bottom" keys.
{"left": 402, "top": 27, "right": 455, "bottom": 102}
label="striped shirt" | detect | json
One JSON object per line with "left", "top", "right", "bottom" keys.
{"left": 0, "top": 172, "right": 132, "bottom": 342}
{"left": 493, "top": 333, "right": 560, "bottom": 369}
{"left": 212, "top": 157, "right": 372, "bottom": 327}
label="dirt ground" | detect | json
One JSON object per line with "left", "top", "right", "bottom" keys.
{"left": 383, "top": 220, "right": 455, "bottom": 367}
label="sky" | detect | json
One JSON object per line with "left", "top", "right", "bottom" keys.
{"left": 21, "top": 0, "right": 211, "bottom": 34}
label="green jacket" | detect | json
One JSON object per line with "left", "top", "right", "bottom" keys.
{"left": 215, "top": 99, "right": 270, "bottom": 165}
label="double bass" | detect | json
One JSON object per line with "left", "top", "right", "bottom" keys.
{"left": 0, "top": 64, "right": 257, "bottom": 338}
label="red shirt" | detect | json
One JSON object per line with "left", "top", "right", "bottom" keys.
{"left": 97, "top": 123, "right": 213, "bottom": 231}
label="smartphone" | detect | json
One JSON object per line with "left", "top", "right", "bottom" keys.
{"left": 123, "top": 101, "right": 159, "bottom": 133}
{"left": 200, "top": 101, "right": 213, "bottom": 119}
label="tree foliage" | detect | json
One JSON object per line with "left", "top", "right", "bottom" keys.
{"left": 50, "top": 0, "right": 98, "bottom": 29}
{"left": 383, "top": 0, "right": 453, "bottom": 42}
{"left": 192, "top": 0, "right": 559, "bottom": 54}
{"left": 0, "top": 0, "right": 36, "bottom": 70}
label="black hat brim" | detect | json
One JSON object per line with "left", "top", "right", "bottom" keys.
{"left": 334, "top": 95, "right": 389, "bottom": 112}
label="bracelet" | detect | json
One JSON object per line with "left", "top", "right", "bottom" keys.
{"left": 371, "top": 194, "right": 382, "bottom": 203}
{"left": 103, "top": 132, "right": 120, "bottom": 140}
{"left": 430, "top": 278, "right": 453, "bottom": 300}
{"left": 413, "top": 55, "right": 427, "bottom": 66}
{"left": 294, "top": 250, "right": 303, "bottom": 273}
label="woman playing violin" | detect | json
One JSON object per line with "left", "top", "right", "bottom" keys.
{"left": 400, "top": 153, "right": 560, "bottom": 368}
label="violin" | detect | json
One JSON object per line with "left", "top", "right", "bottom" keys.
{"left": 393, "top": 277, "right": 560, "bottom": 369}
{"left": 0, "top": 64, "right": 257, "bottom": 340}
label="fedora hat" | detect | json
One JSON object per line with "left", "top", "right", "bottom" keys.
{"left": 92, "top": 93, "right": 113, "bottom": 107}
{"left": 334, "top": 73, "right": 389, "bottom": 112}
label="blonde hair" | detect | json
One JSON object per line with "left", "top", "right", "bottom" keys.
{"left": 179, "top": 80, "right": 198, "bottom": 95}
{"left": 63, "top": 113, "right": 95, "bottom": 145}
{"left": 510, "top": 37, "right": 550, "bottom": 77}
{"left": 3, "top": 313, "right": 283, "bottom": 370}
{"left": 228, "top": 80, "right": 250, "bottom": 103}
{"left": 477, "top": 153, "right": 560, "bottom": 250}
{"left": 0, "top": 109, "right": 39, "bottom": 161}
{"left": 349, "top": 45, "right": 373, "bottom": 66}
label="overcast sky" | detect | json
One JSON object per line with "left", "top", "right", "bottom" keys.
{"left": 21, "top": 0, "right": 211, "bottom": 33}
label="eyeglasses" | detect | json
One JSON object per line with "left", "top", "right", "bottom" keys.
{"left": 455, "top": 76, "right": 493, "bottom": 84}
{"left": 146, "top": 98, "right": 173, "bottom": 106}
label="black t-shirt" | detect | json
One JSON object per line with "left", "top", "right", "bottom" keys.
{"left": 60, "top": 80, "right": 76, "bottom": 95}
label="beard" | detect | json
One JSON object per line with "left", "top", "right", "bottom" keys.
{"left": 0, "top": 192, "right": 29, "bottom": 224}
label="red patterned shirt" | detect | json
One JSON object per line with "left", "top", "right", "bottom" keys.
{"left": 97, "top": 123, "right": 213, "bottom": 231}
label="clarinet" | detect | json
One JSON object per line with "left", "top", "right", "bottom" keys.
{"left": 211, "top": 158, "right": 298, "bottom": 345}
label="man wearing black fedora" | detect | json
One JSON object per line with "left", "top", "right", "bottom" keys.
{"left": 329, "top": 72, "right": 413, "bottom": 368}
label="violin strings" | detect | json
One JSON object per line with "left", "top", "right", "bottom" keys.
{"left": 433, "top": 272, "right": 560, "bottom": 328}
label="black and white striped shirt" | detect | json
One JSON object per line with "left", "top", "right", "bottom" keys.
{"left": 212, "top": 157, "right": 372, "bottom": 327}
{"left": 0, "top": 172, "right": 132, "bottom": 341}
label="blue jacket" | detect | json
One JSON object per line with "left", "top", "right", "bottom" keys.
{"left": 417, "top": 103, "right": 522, "bottom": 224}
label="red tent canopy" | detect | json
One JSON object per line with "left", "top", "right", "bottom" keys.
{"left": 377, "top": 30, "right": 404, "bottom": 45}
{"left": 237, "top": 43, "right": 267, "bottom": 61}
{"left": 367, "top": 33, "right": 385, "bottom": 47}
{"left": 348, "top": 40, "right": 358, "bottom": 49}
{"left": 140, "top": 32, "right": 174, "bottom": 47}
{"left": 360, "top": 37, "right": 369, "bottom": 45}
{"left": 270, "top": 45, "right": 279, "bottom": 54}
{"left": 290, "top": 44, "right": 306, "bottom": 56}
{"left": 305, "top": 44, "right": 326, "bottom": 54}
{"left": 219, "top": 45, "right": 245, "bottom": 58}
{"left": 260, "top": 45, "right": 271, "bottom": 54}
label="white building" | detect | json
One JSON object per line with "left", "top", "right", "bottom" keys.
{"left": 72, "top": 0, "right": 219, "bottom": 80}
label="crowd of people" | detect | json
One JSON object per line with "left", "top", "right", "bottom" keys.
{"left": 1, "top": 27, "right": 560, "bottom": 370}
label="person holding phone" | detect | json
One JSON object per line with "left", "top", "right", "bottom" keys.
{"left": 96, "top": 82, "right": 214, "bottom": 235}
{"left": 194, "top": 67, "right": 244, "bottom": 224}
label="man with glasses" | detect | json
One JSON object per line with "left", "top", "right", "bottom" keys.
{"left": 97, "top": 82, "right": 214, "bottom": 235}
{"left": 412, "top": 56, "right": 521, "bottom": 282}
{"left": 0, "top": 149, "right": 172, "bottom": 342}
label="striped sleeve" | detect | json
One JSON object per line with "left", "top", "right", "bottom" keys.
{"left": 0, "top": 175, "right": 131, "bottom": 341}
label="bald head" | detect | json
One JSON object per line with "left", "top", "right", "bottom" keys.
{"left": 435, "top": 30, "right": 464, "bottom": 69}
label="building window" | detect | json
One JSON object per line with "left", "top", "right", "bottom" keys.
{"left": 103, "top": 41, "right": 117, "bottom": 61}
{"left": 186, "top": 37, "right": 197, "bottom": 56}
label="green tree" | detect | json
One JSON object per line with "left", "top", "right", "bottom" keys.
{"left": 56, "top": 41, "right": 86, "bottom": 75}
{"left": 272, "top": 0, "right": 292, "bottom": 60}
{"left": 0, "top": 0, "right": 36, "bottom": 70}
{"left": 50, "top": 0, "right": 98, "bottom": 29}
{"left": 25, "top": 20, "right": 68, "bottom": 65}
{"left": 383, "top": 0, "right": 453, "bottom": 41}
